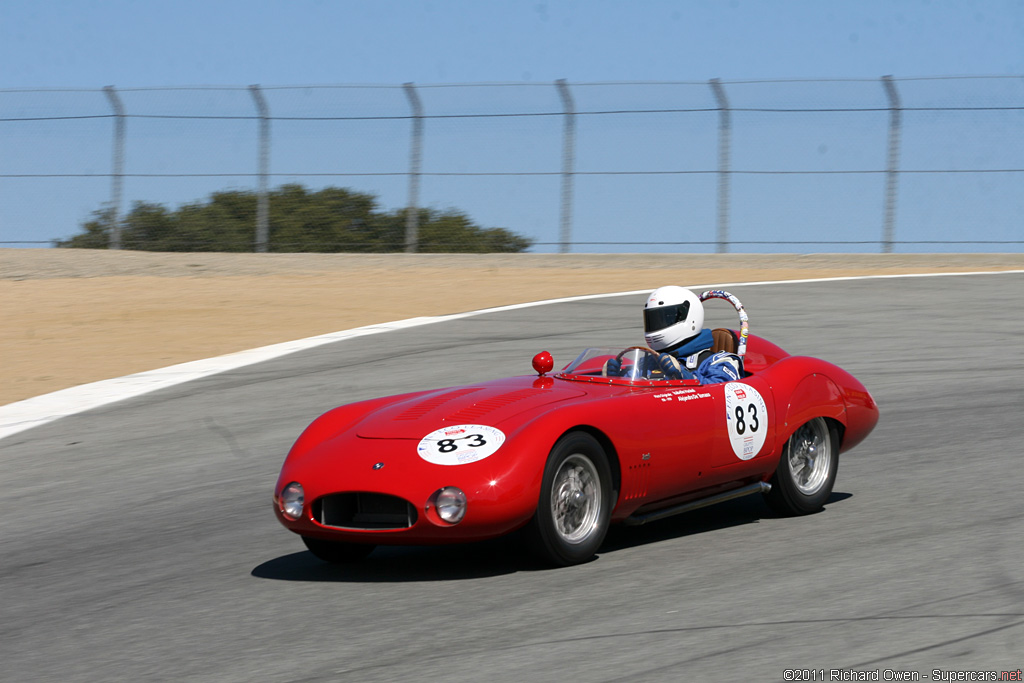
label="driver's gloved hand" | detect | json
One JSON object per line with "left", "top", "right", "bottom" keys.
{"left": 657, "top": 353, "right": 685, "bottom": 379}
{"left": 604, "top": 357, "right": 623, "bottom": 376}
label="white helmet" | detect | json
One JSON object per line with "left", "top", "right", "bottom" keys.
{"left": 643, "top": 286, "right": 704, "bottom": 351}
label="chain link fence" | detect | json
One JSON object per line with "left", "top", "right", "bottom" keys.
{"left": 1, "top": 76, "right": 1022, "bottom": 253}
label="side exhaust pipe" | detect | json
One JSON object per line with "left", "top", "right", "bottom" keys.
{"left": 624, "top": 481, "right": 771, "bottom": 526}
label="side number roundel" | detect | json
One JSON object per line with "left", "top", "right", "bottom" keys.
{"left": 723, "top": 382, "right": 768, "bottom": 461}
{"left": 417, "top": 424, "right": 506, "bottom": 466}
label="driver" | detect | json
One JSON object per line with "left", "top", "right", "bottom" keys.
{"left": 641, "top": 285, "right": 742, "bottom": 383}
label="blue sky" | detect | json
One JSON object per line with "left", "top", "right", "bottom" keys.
{"left": 1, "top": 1, "right": 1022, "bottom": 251}
{"left": 3, "top": 0, "right": 1022, "bottom": 86}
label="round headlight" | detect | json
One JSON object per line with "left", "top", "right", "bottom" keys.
{"left": 279, "top": 482, "right": 304, "bottom": 520}
{"left": 436, "top": 486, "right": 467, "bottom": 524}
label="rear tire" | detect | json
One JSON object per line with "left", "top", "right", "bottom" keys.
{"left": 301, "top": 536, "right": 375, "bottom": 563}
{"left": 527, "top": 432, "right": 613, "bottom": 566}
{"left": 764, "top": 417, "right": 839, "bottom": 516}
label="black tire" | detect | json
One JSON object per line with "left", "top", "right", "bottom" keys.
{"left": 764, "top": 417, "right": 840, "bottom": 516}
{"left": 301, "top": 536, "right": 375, "bottom": 564}
{"left": 527, "top": 432, "right": 613, "bottom": 566}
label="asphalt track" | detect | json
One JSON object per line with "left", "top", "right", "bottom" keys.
{"left": 2, "top": 273, "right": 1023, "bottom": 682}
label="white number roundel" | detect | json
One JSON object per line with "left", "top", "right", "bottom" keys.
{"left": 417, "top": 424, "right": 506, "bottom": 466}
{"left": 723, "top": 382, "right": 768, "bottom": 461}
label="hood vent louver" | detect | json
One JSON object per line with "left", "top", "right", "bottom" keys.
{"left": 393, "top": 387, "right": 482, "bottom": 421}
{"left": 444, "top": 388, "right": 540, "bottom": 422}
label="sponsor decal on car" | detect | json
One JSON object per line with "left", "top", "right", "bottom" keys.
{"left": 417, "top": 424, "right": 506, "bottom": 466}
{"left": 654, "top": 388, "right": 711, "bottom": 403}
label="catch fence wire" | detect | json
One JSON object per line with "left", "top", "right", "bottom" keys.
{"left": 0, "top": 76, "right": 1022, "bottom": 253}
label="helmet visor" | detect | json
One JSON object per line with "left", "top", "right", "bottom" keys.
{"left": 644, "top": 301, "right": 690, "bottom": 334}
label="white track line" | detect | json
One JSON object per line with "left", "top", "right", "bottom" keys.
{"left": 1, "top": 269, "right": 1021, "bottom": 442}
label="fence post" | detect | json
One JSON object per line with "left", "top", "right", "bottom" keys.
{"left": 555, "top": 79, "right": 576, "bottom": 254}
{"left": 248, "top": 85, "right": 270, "bottom": 253}
{"left": 709, "top": 78, "right": 731, "bottom": 254}
{"left": 881, "top": 75, "right": 902, "bottom": 254}
{"left": 403, "top": 83, "right": 423, "bottom": 253}
{"left": 102, "top": 86, "right": 125, "bottom": 250}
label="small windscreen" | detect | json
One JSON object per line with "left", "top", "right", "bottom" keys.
{"left": 643, "top": 301, "right": 689, "bottom": 333}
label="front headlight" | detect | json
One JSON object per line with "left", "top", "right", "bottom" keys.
{"left": 279, "top": 482, "right": 304, "bottom": 520}
{"left": 435, "top": 486, "right": 467, "bottom": 524}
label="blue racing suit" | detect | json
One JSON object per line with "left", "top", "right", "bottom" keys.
{"left": 607, "top": 329, "right": 742, "bottom": 384}
{"left": 661, "top": 329, "right": 742, "bottom": 384}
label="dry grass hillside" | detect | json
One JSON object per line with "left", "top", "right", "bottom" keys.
{"left": 2, "top": 249, "right": 1021, "bottom": 405}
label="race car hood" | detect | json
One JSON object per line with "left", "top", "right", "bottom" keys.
{"left": 354, "top": 381, "right": 587, "bottom": 439}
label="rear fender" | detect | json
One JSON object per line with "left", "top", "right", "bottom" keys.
{"left": 765, "top": 357, "right": 847, "bottom": 442}
{"left": 767, "top": 356, "right": 878, "bottom": 453}
{"left": 781, "top": 373, "right": 846, "bottom": 441}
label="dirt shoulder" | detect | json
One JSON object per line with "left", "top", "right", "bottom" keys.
{"left": 3, "top": 249, "right": 1021, "bottom": 406}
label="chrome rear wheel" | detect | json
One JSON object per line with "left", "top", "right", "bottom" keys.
{"left": 764, "top": 417, "right": 840, "bottom": 516}
{"left": 787, "top": 417, "right": 833, "bottom": 496}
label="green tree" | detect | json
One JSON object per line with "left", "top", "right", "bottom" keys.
{"left": 56, "top": 206, "right": 117, "bottom": 249}
{"left": 268, "top": 185, "right": 379, "bottom": 252}
{"left": 374, "top": 208, "right": 533, "bottom": 253}
{"left": 56, "top": 184, "right": 532, "bottom": 253}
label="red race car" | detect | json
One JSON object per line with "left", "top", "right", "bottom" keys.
{"left": 273, "top": 291, "right": 878, "bottom": 566}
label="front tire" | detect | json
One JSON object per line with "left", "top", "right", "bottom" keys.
{"left": 527, "top": 432, "right": 613, "bottom": 566}
{"left": 301, "top": 536, "right": 375, "bottom": 564}
{"left": 764, "top": 417, "right": 839, "bottom": 516}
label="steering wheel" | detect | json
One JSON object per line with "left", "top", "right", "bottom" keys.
{"left": 698, "top": 289, "right": 749, "bottom": 359}
{"left": 603, "top": 346, "right": 661, "bottom": 378}
{"left": 615, "top": 345, "right": 661, "bottom": 363}
{"left": 604, "top": 345, "right": 683, "bottom": 380}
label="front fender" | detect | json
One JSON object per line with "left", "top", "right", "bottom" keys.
{"left": 496, "top": 394, "right": 664, "bottom": 518}
{"left": 280, "top": 391, "right": 435, "bottom": 471}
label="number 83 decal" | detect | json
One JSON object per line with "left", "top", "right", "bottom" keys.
{"left": 436, "top": 433, "right": 488, "bottom": 452}
{"left": 723, "top": 383, "right": 769, "bottom": 461}
{"left": 733, "top": 403, "right": 760, "bottom": 435}
{"left": 417, "top": 424, "right": 507, "bottom": 466}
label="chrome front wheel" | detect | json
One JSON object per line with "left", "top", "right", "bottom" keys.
{"left": 528, "top": 432, "right": 613, "bottom": 566}
{"left": 551, "top": 454, "right": 602, "bottom": 544}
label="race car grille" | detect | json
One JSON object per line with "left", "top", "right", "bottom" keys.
{"left": 314, "top": 493, "right": 418, "bottom": 530}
